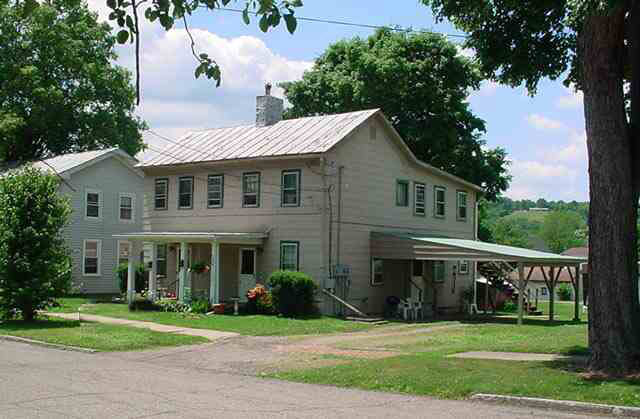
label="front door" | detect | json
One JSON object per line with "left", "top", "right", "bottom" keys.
{"left": 238, "top": 248, "right": 257, "bottom": 301}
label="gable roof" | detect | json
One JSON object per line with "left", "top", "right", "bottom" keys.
{"left": 140, "top": 109, "right": 483, "bottom": 192}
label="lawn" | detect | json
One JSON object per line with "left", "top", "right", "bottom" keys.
{"left": 47, "top": 296, "right": 90, "bottom": 313}
{"left": 79, "top": 303, "right": 374, "bottom": 336}
{"left": 271, "top": 317, "right": 640, "bottom": 408}
{"left": 0, "top": 318, "right": 207, "bottom": 351}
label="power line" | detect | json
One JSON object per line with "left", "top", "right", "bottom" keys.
{"left": 216, "top": 7, "right": 468, "bottom": 40}
{"left": 38, "top": 159, "right": 77, "bottom": 192}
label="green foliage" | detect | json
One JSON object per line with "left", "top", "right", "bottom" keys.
{"left": 556, "top": 284, "right": 573, "bottom": 301}
{"left": 268, "top": 271, "right": 317, "bottom": 317}
{"left": 0, "top": 0, "right": 146, "bottom": 162}
{"left": 246, "top": 284, "right": 275, "bottom": 315}
{"left": 281, "top": 29, "right": 510, "bottom": 200}
{"left": 155, "top": 298, "right": 191, "bottom": 313}
{"left": 117, "top": 263, "right": 148, "bottom": 294}
{"left": 190, "top": 297, "right": 210, "bottom": 314}
{"left": 490, "top": 217, "right": 533, "bottom": 249}
{"left": 502, "top": 300, "right": 517, "bottom": 313}
{"left": 128, "top": 298, "right": 157, "bottom": 311}
{"left": 0, "top": 168, "right": 72, "bottom": 321}
{"left": 541, "top": 211, "right": 586, "bottom": 254}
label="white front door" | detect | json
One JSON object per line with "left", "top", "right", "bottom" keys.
{"left": 238, "top": 248, "right": 257, "bottom": 301}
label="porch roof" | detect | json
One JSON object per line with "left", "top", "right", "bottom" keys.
{"left": 113, "top": 231, "right": 268, "bottom": 244}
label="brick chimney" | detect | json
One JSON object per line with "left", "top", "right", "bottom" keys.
{"left": 256, "top": 83, "right": 283, "bottom": 127}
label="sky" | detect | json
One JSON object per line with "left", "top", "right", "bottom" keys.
{"left": 88, "top": 0, "right": 588, "bottom": 202}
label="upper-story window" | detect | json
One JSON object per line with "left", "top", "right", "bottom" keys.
{"left": 434, "top": 186, "right": 446, "bottom": 218}
{"left": 178, "top": 176, "right": 194, "bottom": 209}
{"left": 396, "top": 180, "right": 409, "bottom": 207}
{"left": 154, "top": 178, "right": 168, "bottom": 210}
{"left": 85, "top": 189, "right": 102, "bottom": 220}
{"left": 457, "top": 191, "right": 468, "bottom": 221}
{"left": 207, "top": 174, "right": 224, "bottom": 208}
{"left": 414, "top": 182, "right": 426, "bottom": 216}
{"left": 243, "top": 172, "right": 260, "bottom": 208}
{"left": 281, "top": 170, "right": 301, "bottom": 207}
{"left": 119, "top": 193, "right": 135, "bottom": 222}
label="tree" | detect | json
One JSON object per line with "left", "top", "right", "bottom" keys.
{"left": 0, "top": 168, "right": 72, "bottom": 322}
{"left": 422, "top": 0, "right": 640, "bottom": 373}
{"left": 0, "top": 0, "right": 146, "bottom": 163}
{"left": 490, "top": 217, "right": 532, "bottom": 249}
{"left": 541, "top": 211, "right": 586, "bottom": 254}
{"left": 281, "top": 29, "right": 511, "bottom": 200}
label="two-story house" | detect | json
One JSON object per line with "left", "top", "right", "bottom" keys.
{"left": 29, "top": 149, "right": 145, "bottom": 294}
{"left": 119, "top": 88, "right": 482, "bottom": 315}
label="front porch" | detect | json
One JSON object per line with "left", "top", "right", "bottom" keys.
{"left": 113, "top": 232, "right": 268, "bottom": 304}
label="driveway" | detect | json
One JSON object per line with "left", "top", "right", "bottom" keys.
{"left": 0, "top": 339, "right": 608, "bottom": 419}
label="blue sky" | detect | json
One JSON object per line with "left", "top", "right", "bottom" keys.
{"left": 89, "top": 0, "right": 588, "bottom": 201}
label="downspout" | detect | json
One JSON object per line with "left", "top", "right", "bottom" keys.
{"left": 473, "top": 195, "right": 479, "bottom": 311}
{"left": 336, "top": 165, "right": 344, "bottom": 265}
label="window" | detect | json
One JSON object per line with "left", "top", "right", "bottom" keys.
{"left": 412, "top": 260, "right": 424, "bottom": 277}
{"left": 207, "top": 174, "right": 224, "bottom": 208}
{"left": 154, "top": 178, "right": 168, "bottom": 210}
{"left": 396, "top": 180, "right": 409, "bottom": 207}
{"left": 119, "top": 193, "right": 135, "bottom": 222}
{"left": 243, "top": 172, "right": 261, "bottom": 207}
{"left": 414, "top": 182, "right": 426, "bottom": 216}
{"left": 433, "top": 261, "right": 445, "bottom": 282}
{"left": 117, "top": 240, "right": 131, "bottom": 267}
{"left": 434, "top": 186, "right": 446, "bottom": 218}
{"left": 280, "top": 241, "right": 299, "bottom": 271}
{"left": 458, "top": 260, "right": 469, "bottom": 275}
{"left": 281, "top": 170, "right": 301, "bottom": 207}
{"left": 83, "top": 240, "right": 101, "bottom": 276}
{"left": 541, "top": 287, "right": 548, "bottom": 296}
{"left": 371, "top": 258, "right": 384, "bottom": 285}
{"left": 457, "top": 191, "right": 468, "bottom": 221}
{"left": 85, "top": 189, "right": 101, "bottom": 219}
{"left": 156, "top": 244, "right": 167, "bottom": 277}
{"left": 178, "top": 176, "right": 194, "bottom": 209}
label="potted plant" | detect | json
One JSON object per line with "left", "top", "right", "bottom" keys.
{"left": 189, "top": 261, "right": 210, "bottom": 274}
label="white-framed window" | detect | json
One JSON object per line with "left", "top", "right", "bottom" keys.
{"left": 207, "top": 174, "right": 224, "bottom": 208}
{"left": 457, "top": 190, "right": 468, "bottom": 221}
{"left": 458, "top": 260, "right": 469, "bottom": 275}
{"left": 281, "top": 170, "right": 301, "bottom": 207}
{"left": 83, "top": 239, "right": 102, "bottom": 276}
{"left": 541, "top": 287, "right": 548, "bottom": 296}
{"left": 154, "top": 178, "right": 168, "bottom": 210}
{"left": 243, "top": 172, "right": 261, "bottom": 208}
{"left": 396, "top": 180, "right": 409, "bottom": 207}
{"left": 85, "top": 189, "right": 102, "bottom": 220}
{"left": 178, "top": 176, "right": 194, "bottom": 209}
{"left": 117, "top": 240, "right": 132, "bottom": 267}
{"left": 371, "top": 258, "right": 384, "bottom": 286}
{"left": 414, "top": 182, "right": 426, "bottom": 216}
{"left": 433, "top": 261, "right": 445, "bottom": 282}
{"left": 119, "top": 193, "right": 135, "bottom": 222}
{"left": 434, "top": 186, "right": 446, "bottom": 218}
{"left": 280, "top": 241, "right": 299, "bottom": 271}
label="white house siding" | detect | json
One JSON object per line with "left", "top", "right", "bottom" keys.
{"left": 66, "top": 157, "right": 144, "bottom": 294}
{"left": 323, "top": 115, "right": 478, "bottom": 314}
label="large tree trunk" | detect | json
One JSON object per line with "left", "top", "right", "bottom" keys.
{"left": 580, "top": 9, "right": 640, "bottom": 374}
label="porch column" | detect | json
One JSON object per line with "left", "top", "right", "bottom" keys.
{"left": 209, "top": 241, "right": 220, "bottom": 304}
{"left": 573, "top": 264, "right": 581, "bottom": 322}
{"left": 148, "top": 243, "right": 158, "bottom": 301}
{"left": 127, "top": 256, "right": 135, "bottom": 303}
{"left": 179, "top": 241, "right": 188, "bottom": 302}
{"left": 517, "top": 262, "right": 524, "bottom": 326}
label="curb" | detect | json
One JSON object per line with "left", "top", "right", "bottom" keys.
{"left": 0, "top": 335, "right": 97, "bottom": 354}
{"left": 471, "top": 394, "right": 640, "bottom": 417}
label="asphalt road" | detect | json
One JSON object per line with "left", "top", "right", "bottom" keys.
{"left": 0, "top": 340, "right": 608, "bottom": 419}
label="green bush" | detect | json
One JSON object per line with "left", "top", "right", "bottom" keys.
{"left": 557, "top": 283, "right": 573, "bottom": 301}
{"left": 190, "top": 297, "right": 210, "bottom": 314}
{"left": 268, "top": 271, "right": 317, "bottom": 317}
{"left": 128, "top": 298, "right": 158, "bottom": 311}
{"left": 246, "top": 284, "right": 275, "bottom": 315}
{"left": 502, "top": 300, "right": 517, "bottom": 313}
{"left": 117, "top": 262, "right": 148, "bottom": 294}
{"left": 156, "top": 298, "right": 190, "bottom": 313}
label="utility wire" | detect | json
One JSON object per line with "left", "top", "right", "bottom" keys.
{"left": 38, "top": 159, "right": 77, "bottom": 192}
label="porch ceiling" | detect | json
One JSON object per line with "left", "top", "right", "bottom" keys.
{"left": 113, "top": 231, "right": 268, "bottom": 245}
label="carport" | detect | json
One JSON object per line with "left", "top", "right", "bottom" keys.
{"left": 371, "top": 232, "right": 587, "bottom": 324}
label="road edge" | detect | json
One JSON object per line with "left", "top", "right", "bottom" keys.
{"left": 0, "top": 335, "right": 97, "bottom": 353}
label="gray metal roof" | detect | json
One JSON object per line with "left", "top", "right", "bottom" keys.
{"left": 141, "top": 109, "right": 379, "bottom": 166}
{"left": 32, "top": 148, "right": 119, "bottom": 174}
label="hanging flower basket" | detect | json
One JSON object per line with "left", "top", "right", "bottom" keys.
{"left": 189, "top": 261, "right": 210, "bottom": 274}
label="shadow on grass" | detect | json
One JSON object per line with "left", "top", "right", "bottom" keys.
{"left": 546, "top": 359, "right": 640, "bottom": 390}
{"left": 459, "top": 315, "right": 587, "bottom": 327}
{"left": 0, "top": 319, "right": 80, "bottom": 332}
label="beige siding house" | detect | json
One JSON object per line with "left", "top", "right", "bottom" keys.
{"left": 123, "top": 90, "right": 482, "bottom": 316}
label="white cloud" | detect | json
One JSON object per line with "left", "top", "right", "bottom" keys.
{"left": 556, "top": 86, "right": 584, "bottom": 109}
{"left": 526, "top": 114, "right": 567, "bottom": 131}
{"left": 506, "top": 159, "right": 586, "bottom": 200}
{"left": 542, "top": 130, "right": 587, "bottom": 164}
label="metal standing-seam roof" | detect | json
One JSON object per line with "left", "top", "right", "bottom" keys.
{"left": 141, "top": 109, "right": 380, "bottom": 167}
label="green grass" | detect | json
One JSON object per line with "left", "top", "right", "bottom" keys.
{"left": 80, "top": 303, "right": 374, "bottom": 336}
{"left": 0, "top": 318, "right": 207, "bottom": 351}
{"left": 47, "top": 297, "right": 90, "bottom": 313}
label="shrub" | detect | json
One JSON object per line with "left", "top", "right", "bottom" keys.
{"left": 268, "top": 271, "right": 317, "bottom": 317}
{"left": 0, "top": 168, "right": 72, "bottom": 321}
{"left": 190, "top": 297, "right": 210, "bottom": 314}
{"left": 502, "top": 300, "right": 517, "bottom": 313}
{"left": 128, "top": 298, "right": 158, "bottom": 311}
{"left": 557, "top": 283, "right": 573, "bottom": 301}
{"left": 117, "top": 262, "right": 148, "bottom": 294}
{"left": 246, "top": 284, "right": 275, "bottom": 315}
{"left": 155, "top": 298, "right": 191, "bottom": 313}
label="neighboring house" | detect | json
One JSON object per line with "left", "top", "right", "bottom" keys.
{"left": 521, "top": 246, "right": 588, "bottom": 302}
{"left": 121, "top": 88, "right": 482, "bottom": 315}
{"left": 26, "top": 149, "right": 144, "bottom": 294}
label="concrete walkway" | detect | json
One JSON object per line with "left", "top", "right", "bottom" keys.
{"left": 45, "top": 312, "right": 239, "bottom": 341}
{"left": 449, "top": 351, "right": 588, "bottom": 363}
